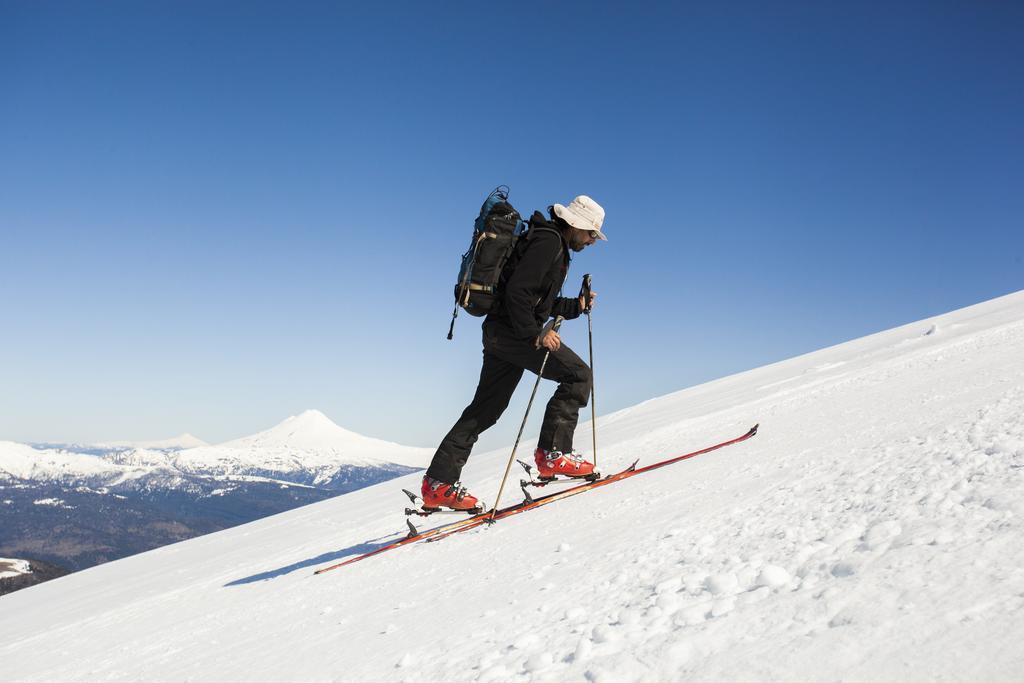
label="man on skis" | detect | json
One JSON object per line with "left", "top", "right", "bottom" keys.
{"left": 421, "top": 195, "right": 608, "bottom": 511}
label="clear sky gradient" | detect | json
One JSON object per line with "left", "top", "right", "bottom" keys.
{"left": 2, "top": 1, "right": 1022, "bottom": 452}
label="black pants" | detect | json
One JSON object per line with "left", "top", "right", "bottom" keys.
{"left": 426, "top": 322, "right": 592, "bottom": 484}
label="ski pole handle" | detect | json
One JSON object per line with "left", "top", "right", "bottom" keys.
{"left": 580, "top": 273, "right": 593, "bottom": 314}
{"left": 535, "top": 315, "right": 564, "bottom": 350}
{"left": 540, "top": 315, "right": 565, "bottom": 335}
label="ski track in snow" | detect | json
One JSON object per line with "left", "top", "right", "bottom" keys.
{"left": 1, "top": 292, "right": 1023, "bottom": 681}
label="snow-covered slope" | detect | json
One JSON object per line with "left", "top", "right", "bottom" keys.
{"left": 2, "top": 291, "right": 1023, "bottom": 681}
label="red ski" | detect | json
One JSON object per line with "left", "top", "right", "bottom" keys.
{"left": 314, "top": 424, "right": 758, "bottom": 575}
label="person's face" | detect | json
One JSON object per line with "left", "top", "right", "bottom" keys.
{"left": 568, "top": 227, "right": 599, "bottom": 252}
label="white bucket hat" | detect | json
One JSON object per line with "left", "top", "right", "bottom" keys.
{"left": 553, "top": 195, "right": 607, "bottom": 241}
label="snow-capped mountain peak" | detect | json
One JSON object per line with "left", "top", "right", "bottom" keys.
{"left": 219, "top": 409, "right": 366, "bottom": 451}
{"left": 200, "top": 409, "right": 431, "bottom": 469}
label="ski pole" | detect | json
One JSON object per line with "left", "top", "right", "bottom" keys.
{"left": 488, "top": 315, "right": 564, "bottom": 522}
{"left": 581, "top": 273, "right": 597, "bottom": 469}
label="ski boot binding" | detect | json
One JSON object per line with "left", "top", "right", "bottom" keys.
{"left": 533, "top": 447, "right": 597, "bottom": 481}
{"left": 403, "top": 477, "right": 483, "bottom": 516}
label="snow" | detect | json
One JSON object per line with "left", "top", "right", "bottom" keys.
{"left": 31, "top": 498, "right": 67, "bottom": 507}
{"left": 94, "top": 433, "right": 210, "bottom": 450}
{"left": 0, "top": 558, "right": 32, "bottom": 580}
{"left": 179, "top": 409, "right": 432, "bottom": 470}
{"left": 0, "top": 442, "right": 124, "bottom": 481}
{"left": 163, "top": 409, "right": 432, "bottom": 476}
{"left": 1, "top": 290, "right": 1023, "bottom": 680}
{"left": 0, "top": 410, "right": 430, "bottom": 486}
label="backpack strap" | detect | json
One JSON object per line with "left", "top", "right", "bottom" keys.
{"left": 527, "top": 225, "right": 571, "bottom": 300}
{"left": 527, "top": 225, "right": 567, "bottom": 267}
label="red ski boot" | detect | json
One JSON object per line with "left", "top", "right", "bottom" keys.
{"left": 420, "top": 476, "right": 482, "bottom": 512}
{"left": 534, "top": 448, "right": 596, "bottom": 480}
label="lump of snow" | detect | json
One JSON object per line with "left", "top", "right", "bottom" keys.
{"left": 478, "top": 664, "right": 511, "bottom": 681}
{"left": 616, "top": 608, "right": 642, "bottom": 627}
{"left": 654, "top": 576, "right": 682, "bottom": 594}
{"left": 572, "top": 637, "right": 593, "bottom": 663}
{"left": 738, "top": 586, "right": 772, "bottom": 605}
{"left": 983, "top": 495, "right": 1020, "bottom": 513}
{"left": 824, "top": 525, "right": 866, "bottom": 547}
{"left": 683, "top": 572, "right": 707, "bottom": 594}
{"left": 656, "top": 592, "right": 683, "bottom": 614}
{"left": 831, "top": 561, "right": 858, "bottom": 578}
{"left": 711, "top": 596, "right": 736, "bottom": 618}
{"left": 524, "top": 652, "right": 554, "bottom": 672}
{"left": 666, "top": 641, "right": 696, "bottom": 666}
{"left": 736, "top": 564, "right": 759, "bottom": 590}
{"left": 564, "top": 607, "right": 587, "bottom": 622}
{"left": 704, "top": 572, "right": 739, "bottom": 595}
{"left": 512, "top": 633, "right": 540, "bottom": 650}
{"left": 863, "top": 521, "right": 903, "bottom": 549}
{"left": 756, "top": 565, "right": 791, "bottom": 589}
{"left": 676, "top": 604, "right": 711, "bottom": 626}
{"left": 829, "top": 609, "right": 856, "bottom": 628}
{"left": 990, "top": 437, "right": 1023, "bottom": 456}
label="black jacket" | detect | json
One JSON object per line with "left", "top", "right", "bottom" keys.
{"left": 487, "top": 211, "right": 582, "bottom": 341}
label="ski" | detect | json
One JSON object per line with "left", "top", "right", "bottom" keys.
{"left": 404, "top": 507, "right": 484, "bottom": 518}
{"left": 314, "top": 424, "right": 758, "bottom": 575}
{"left": 521, "top": 474, "right": 600, "bottom": 487}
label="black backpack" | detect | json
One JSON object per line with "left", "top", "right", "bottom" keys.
{"left": 446, "top": 186, "right": 528, "bottom": 339}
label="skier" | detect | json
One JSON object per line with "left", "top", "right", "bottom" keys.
{"left": 421, "top": 195, "right": 608, "bottom": 511}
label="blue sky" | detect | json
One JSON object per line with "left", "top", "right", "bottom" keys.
{"left": 2, "top": 1, "right": 1021, "bottom": 451}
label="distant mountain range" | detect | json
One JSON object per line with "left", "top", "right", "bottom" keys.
{"left": 0, "top": 410, "right": 430, "bottom": 587}
{"left": 27, "top": 433, "right": 209, "bottom": 457}
{"left": 95, "top": 433, "right": 211, "bottom": 450}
